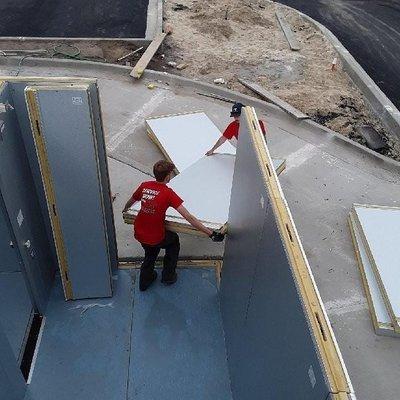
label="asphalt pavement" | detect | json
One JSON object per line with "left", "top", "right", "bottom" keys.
{"left": 276, "top": 0, "right": 400, "bottom": 109}
{"left": 0, "top": 0, "right": 148, "bottom": 38}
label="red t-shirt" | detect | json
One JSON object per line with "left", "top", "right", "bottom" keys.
{"left": 132, "top": 181, "right": 183, "bottom": 245}
{"left": 223, "top": 120, "right": 266, "bottom": 140}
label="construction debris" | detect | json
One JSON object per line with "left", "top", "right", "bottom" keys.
{"left": 275, "top": 11, "right": 301, "bottom": 51}
{"left": 131, "top": 30, "right": 171, "bottom": 79}
{"left": 117, "top": 47, "right": 144, "bottom": 62}
{"left": 176, "top": 62, "right": 188, "bottom": 70}
{"left": 162, "top": 0, "right": 400, "bottom": 161}
{"left": 213, "top": 78, "right": 226, "bottom": 85}
{"left": 349, "top": 204, "right": 400, "bottom": 337}
{"left": 356, "top": 125, "right": 389, "bottom": 151}
{"left": 238, "top": 78, "right": 308, "bottom": 120}
{"left": 196, "top": 92, "right": 236, "bottom": 103}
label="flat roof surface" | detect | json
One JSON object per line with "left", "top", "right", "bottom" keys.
{"left": 26, "top": 269, "right": 231, "bottom": 400}
{"left": 2, "top": 59, "right": 399, "bottom": 400}
{"left": 0, "top": 0, "right": 148, "bottom": 38}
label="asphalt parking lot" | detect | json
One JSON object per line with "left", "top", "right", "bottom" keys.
{"left": 0, "top": 0, "right": 148, "bottom": 38}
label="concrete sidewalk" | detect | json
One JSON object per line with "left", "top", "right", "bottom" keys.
{"left": 1, "top": 59, "right": 399, "bottom": 400}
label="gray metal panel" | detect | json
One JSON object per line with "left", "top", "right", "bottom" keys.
{"left": 0, "top": 83, "right": 54, "bottom": 313}
{"left": 0, "top": 321, "right": 26, "bottom": 400}
{"left": 220, "top": 113, "right": 330, "bottom": 399}
{"left": 32, "top": 87, "right": 112, "bottom": 299}
{"left": 86, "top": 83, "right": 118, "bottom": 270}
{"left": 0, "top": 193, "right": 21, "bottom": 273}
{"left": 9, "top": 81, "right": 58, "bottom": 271}
{"left": 0, "top": 272, "right": 33, "bottom": 361}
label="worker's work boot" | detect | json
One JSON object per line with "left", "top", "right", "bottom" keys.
{"left": 139, "top": 270, "right": 157, "bottom": 291}
{"left": 161, "top": 272, "right": 177, "bottom": 286}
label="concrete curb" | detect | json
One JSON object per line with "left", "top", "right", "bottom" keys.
{"left": 273, "top": 1, "right": 400, "bottom": 141}
{"left": 0, "top": 55, "right": 399, "bottom": 172}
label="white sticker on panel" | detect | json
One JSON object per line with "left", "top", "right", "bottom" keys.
{"left": 260, "top": 195, "right": 265, "bottom": 209}
{"left": 17, "top": 209, "right": 24, "bottom": 227}
{"left": 308, "top": 365, "right": 316, "bottom": 388}
{"left": 72, "top": 96, "right": 83, "bottom": 105}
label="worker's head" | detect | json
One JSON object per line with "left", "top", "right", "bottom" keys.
{"left": 230, "top": 102, "right": 244, "bottom": 121}
{"left": 153, "top": 160, "right": 175, "bottom": 183}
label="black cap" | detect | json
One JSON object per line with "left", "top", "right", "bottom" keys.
{"left": 230, "top": 102, "right": 245, "bottom": 117}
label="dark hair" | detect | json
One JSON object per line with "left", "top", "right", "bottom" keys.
{"left": 153, "top": 160, "right": 175, "bottom": 182}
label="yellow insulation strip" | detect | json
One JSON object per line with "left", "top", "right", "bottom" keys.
{"left": 25, "top": 88, "right": 73, "bottom": 300}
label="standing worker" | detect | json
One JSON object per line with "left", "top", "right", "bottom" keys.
{"left": 123, "top": 160, "right": 225, "bottom": 291}
{"left": 205, "top": 102, "right": 267, "bottom": 155}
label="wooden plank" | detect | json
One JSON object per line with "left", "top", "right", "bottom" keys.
{"left": 25, "top": 88, "right": 74, "bottom": 300}
{"left": 275, "top": 11, "right": 301, "bottom": 51}
{"left": 238, "top": 78, "right": 308, "bottom": 120}
{"left": 130, "top": 32, "right": 168, "bottom": 79}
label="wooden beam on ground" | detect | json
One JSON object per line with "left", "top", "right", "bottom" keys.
{"left": 238, "top": 78, "right": 309, "bottom": 120}
{"left": 275, "top": 11, "right": 301, "bottom": 51}
{"left": 130, "top": 31, "right": 169, "bottom": 79}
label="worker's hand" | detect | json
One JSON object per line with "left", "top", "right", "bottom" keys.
{"left": 122, "top": 207, "right": 129, "bottom": 214}
{"left": 209, "top": 231, "right": 225, "bottom": 242}
{"left": 205, "top": 150, "right": 214, "bottom": 156}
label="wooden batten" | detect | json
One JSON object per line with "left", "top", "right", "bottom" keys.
{"left": 25, "top": 88, "right": 74, "bottom": 300}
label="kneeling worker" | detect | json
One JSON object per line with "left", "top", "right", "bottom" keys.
{"left": 123, "top": 160, "right": 225, "bottom": 291}
{"left": 206, "top": 102, "right": 266, "bottom": 156}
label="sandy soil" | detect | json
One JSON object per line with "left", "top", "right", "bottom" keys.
{"left": 160, "top": 0, "right": 400, "bottom": 160}
{"left": 1, "top": 2, "right": 399, "bottom": 161}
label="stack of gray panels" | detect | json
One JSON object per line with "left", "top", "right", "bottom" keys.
{"left": 349, "top": 204, "right": 400, "bottom": 337}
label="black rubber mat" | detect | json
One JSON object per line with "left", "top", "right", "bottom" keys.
{"left": 0, "top": 0, "right": 148, "bottom": 38}
{"left": 277, "top": 1, "right": 400, "bottom": 109}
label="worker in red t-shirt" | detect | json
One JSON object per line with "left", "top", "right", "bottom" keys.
{"left": 123, "top": 160, "right": 225, "bottom": 291}
{"left": 205, "top": 102, "right": 266, "bottom": 155}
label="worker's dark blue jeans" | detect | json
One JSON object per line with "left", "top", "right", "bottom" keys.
{"left": 140, "top": 231, "right": 180, "bottom": 287}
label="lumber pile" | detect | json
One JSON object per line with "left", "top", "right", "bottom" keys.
{"left": 349, "top": 204, "right": 400, "bottom": 337}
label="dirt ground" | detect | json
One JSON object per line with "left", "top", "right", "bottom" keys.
{"left": 0, "top": 1, "right": 399, "bottom": 161}
{"left": 159, "top": 0, "right": 400, "bottom": 161}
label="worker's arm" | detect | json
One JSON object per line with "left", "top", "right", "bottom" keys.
{"left": 205, "top": 136, "right": 228, "bottom": 156}
{"left": 176, "top": 205, "right": 225, "bottom": 241}
{"left": 122, "top": 195, "right": 137, "bottom": 213}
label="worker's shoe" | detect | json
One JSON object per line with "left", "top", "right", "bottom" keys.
{"left": 139, "top": 271, "right": 157, "bottom": 292}
{"left": 161, "top": 272, "right": 177, "bottom": 286}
